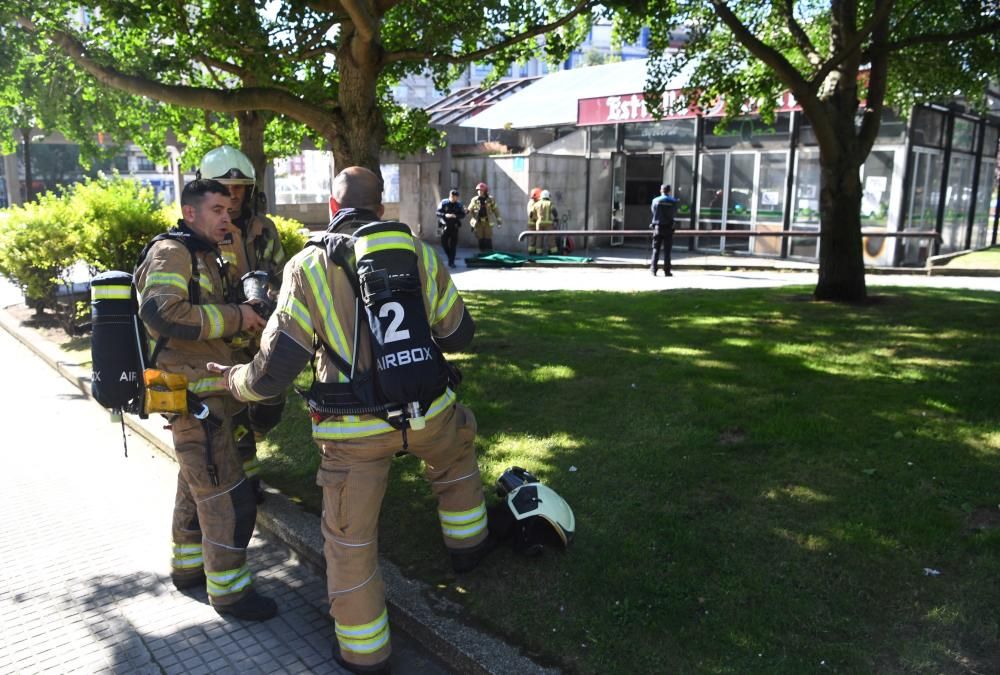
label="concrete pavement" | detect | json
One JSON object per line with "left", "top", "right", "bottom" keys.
{"left": 0, "top": 325, "right": 455, "bottom": 675}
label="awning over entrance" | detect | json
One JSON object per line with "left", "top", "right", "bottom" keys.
{"left": 461, "top": 59, "right": 688, "bottom": 130}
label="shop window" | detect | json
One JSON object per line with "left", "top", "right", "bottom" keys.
{"left": 939, "top": 154, "right": 975, "bottom": 253}
{"left": 697, "top": 154, "right": 726, "bottom": 249}
{"left": 983, "top": 125, "right": 999, "bottom": 158}
{"left": 673, "top": 155, "right": 694, "bottom": 225}
{"left": 790, "top": 150, "right": 820, "bottom": 259}
{"left": 622, "top": 119, "right": 696, "bottom": 153}
{"left": 902, "top": 149, "right": 943, "bottom": 264}
{"left": 704, "top": 114, "right": 790, "bottom": 149}
{"left": 971, "top": 160, "right": 996, "bottom": 249}
{"left": 860, "top": 151, "right": 894, "bottom": 228}
{"left": 756, "top": 153, "right": 786, "bottom": 225}
{"left": 910, "top": 107, "right": 944, "bottom": 148}
{"left": 952, "top": 118, "right": 978, "bottom": 154}
{"left": 589, "top": 125, "right": 617, "bottom": 155}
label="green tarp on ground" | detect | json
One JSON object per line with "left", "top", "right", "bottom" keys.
{"left": 464, "top": 251, "right": 594, "bottom": 268}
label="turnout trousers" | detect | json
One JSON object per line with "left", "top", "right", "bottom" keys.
{"left": 170, "top": 395, "right": 258, "bottom": 607}
{"left": 315, "top": 403, "right": 488, "bottom": 670}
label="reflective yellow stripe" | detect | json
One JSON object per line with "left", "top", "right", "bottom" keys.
{"left": 202, "top": 304, "right": 224, "bottom": 339}
{"left": 420, "top": 242, "right": 439, "bottom": 317}
{"left": 336, "top": 609, "right": 390, "bottom": 655}
{"left": 172, "top": 542, "right": 203, "bottom": 569}
{"left": 221, "top": 250, "right": 237, "bottom": 266}
{"left": 145, "top": 272, "right": 188, "bottom": 292}
{"left": 313, "top": 388, "right": 456, "bottom": 441}
{"left": 206, "top": 565, "right": 252, "bottom": 597}
{"left": 355, "top": 231, "right": 415, "bottom": 258}
{"left": 280, "top": 296, "right": 314, "bottom": 338}
{"left": 302, "top": 253, "right": 351, "bottom": 383}
{"left": 189, "top": 376, "right": 225, "bottom": 394}
{"left": 198, "top": 273, "right": 214, "bottom": 296}
{"left": 243, "top": 457, "right": 261, "bottom": 478}
{"left": 440, "top": 501, "right": 487, "bottom": 539}
{"left": 92, "top": 285, "right": 131, "bottom": 301}
{"left": 435, "top": 279, "right": 459, "bottom": 324}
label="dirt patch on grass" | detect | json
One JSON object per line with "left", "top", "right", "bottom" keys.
{"left": 718, "top": 426, "right": 746, "bottom": 445}
{"left": 965, "top": 506, "right": 1000, "bottom": 533}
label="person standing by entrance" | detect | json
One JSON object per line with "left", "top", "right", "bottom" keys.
{"left": 650, "top": 184, "right": 679, "bottom": 276}
{"left": 436, "top": 189, "right": 466, "bottom": 268}
{"left": 467, "top": 182, "right": 502, "bottom": 252}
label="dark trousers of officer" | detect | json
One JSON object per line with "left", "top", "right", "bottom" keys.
{"left": 651, "top": 226, "right": 675, "bottom": 275}
{"left": 440, "top": 224, "right": 459, "bottom": 266}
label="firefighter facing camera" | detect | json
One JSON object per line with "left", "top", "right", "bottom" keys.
{"left": 200, "top": 146, "right": 288, "bottom": 497}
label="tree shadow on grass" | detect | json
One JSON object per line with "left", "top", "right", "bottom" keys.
{"left": 376, "top": 286, "right": 1000, "bottom": 674}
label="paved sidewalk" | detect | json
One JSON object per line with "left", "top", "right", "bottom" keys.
{"left": 0, "top": 326, "right": 450, "bottom": 675}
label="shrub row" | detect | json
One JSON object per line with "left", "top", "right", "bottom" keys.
{"left": 0, "top": 174, "right": 307, "bottom": 317}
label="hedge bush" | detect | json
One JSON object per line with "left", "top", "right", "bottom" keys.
{"left": 72, "top": 175, "right": 170, "bottom": 273}
{"left": 268, "top": 214, "right": 309, "bottom": 259}
{"left": 0, "top": 193, "right": 79, "bottom": 312}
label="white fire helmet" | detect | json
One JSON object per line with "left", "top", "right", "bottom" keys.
{"left": 199, "top": 145, "right": 256, "bottom": 185}
{"left": 494, "top": 467, "right": 575, "bottom": 555}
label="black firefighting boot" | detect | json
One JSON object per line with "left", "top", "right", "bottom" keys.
{"left": 333, "top": 649, "right": 392, "bottom": 674}
{"left": 450, "top": 533, "right": 498, "bottom": 573}
{"left": 214, "top": 588, "right": 278, "bottom": 621}
{"left": 170, "top": 569, "right": 206, "bottom": 591}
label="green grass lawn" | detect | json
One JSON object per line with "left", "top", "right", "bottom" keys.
{"left": 942, "top": 246, "right": 1000, "bottom": 269}
{"left": 212, "top": 287, "right": 1000, "bottom": 672}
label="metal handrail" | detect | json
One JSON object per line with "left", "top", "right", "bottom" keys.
{"left": 517, "top": 229, "right": 940, "bottom": 241}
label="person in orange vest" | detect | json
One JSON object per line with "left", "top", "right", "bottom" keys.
{"left": 529, "top": 190, "right": 558, "bottom": 255}
{"left": 467, "top": 182, "right": 502, "bottom": 252}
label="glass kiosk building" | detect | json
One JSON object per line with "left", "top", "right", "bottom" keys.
{"left": 575, "top": 92, "right": 999, "bottom": 267}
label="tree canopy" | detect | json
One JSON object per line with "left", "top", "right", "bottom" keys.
{"left": 1, "top": 1, "right": 602, "bottom": 175}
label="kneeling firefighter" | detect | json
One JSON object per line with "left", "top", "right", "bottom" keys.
{"left": 489, "top": 466, "right": 575, "bottom": 556}
{"left": 134, "top": 178, "right": 276, "bottom": 620}
{"left": 199, "top": 145, "right": 288, "bottom": 500}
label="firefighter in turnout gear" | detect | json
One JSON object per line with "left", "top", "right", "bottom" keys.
{"left": 200, "top": 145, "right": 288, "bottom": 500}
{"left": 467, "top": 182, "right": 501, "bottom": 252}
{"left": 529, "top": 189, "right": 559, "bottom": 255}
{"left": 213, "top": 167, "right": 493, "bottom": 674}
{"left": 526, "top": 187, "right": 541, "bottom": 254}
{"left": 134, "top": 179, "right": 277, "bottom": 621}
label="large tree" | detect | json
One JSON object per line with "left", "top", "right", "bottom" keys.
{"left": 3, "top": 1, "right": 598, "bottom": 179}
{"left": 615, "top": 0, "right": 999, "bottom": 301}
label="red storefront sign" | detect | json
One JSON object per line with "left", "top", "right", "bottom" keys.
{"left": 576, "top": 90, "right": 801, "bottom": 126}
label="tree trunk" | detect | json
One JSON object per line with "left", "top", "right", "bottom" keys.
{"left": 237, "top": 110, "right": 268, "bottom": 183}
{"left": 813, "top": 75, "right": 868, "bottom": 303}
{"left": 20, "top": 127, "right": 33, "bottom": 202}
{"left": 333, "top": 28, "right": 386, "bottom": 180}
{"left": 815, "top": 141, "right": 867, "bottom": 302}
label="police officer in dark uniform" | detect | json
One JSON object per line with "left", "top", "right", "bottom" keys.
{"left": 436, "top": 189, "right": 466, "bottom": 268}
{"left": 650, "top": 184, "right": 680, "bottom": 276}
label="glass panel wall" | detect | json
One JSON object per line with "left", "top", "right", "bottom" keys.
{"left": 697, "top": 153, "right": 726, "bottom": 249}
{"left": 725, "top": 153, "right": 754, "bottom": 251}
{"left": 902, "top": 148, "right": 943, "bottom": 264}
{"left": 910, "top": 108, "right": 945, "bottom": 148}
{"left": 971, "top": 160, "right": 996, "bottom": 249}
{"left": 940, "top": 154, "right": 975, "bottom": 253}
{"left": 753, "top": 152, "right": 787, "bottom": 255}
{"left": 860, "top": 150, "right": 894, "bottom": 228}
{"left": 789, "top": 150, "right": 820, "bottom": 259}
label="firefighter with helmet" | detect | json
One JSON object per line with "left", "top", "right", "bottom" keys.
{"left": 526, "top": 187, "right": 542, "bottom": 254}
{"left": 199, "top": 145, "right": 288, "bottom": 502}
{"left": 529, "top": 189, "right": 559, "bottom": 255}
{"left": 467, "top": 182, "right": 502, "bottom": 252}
